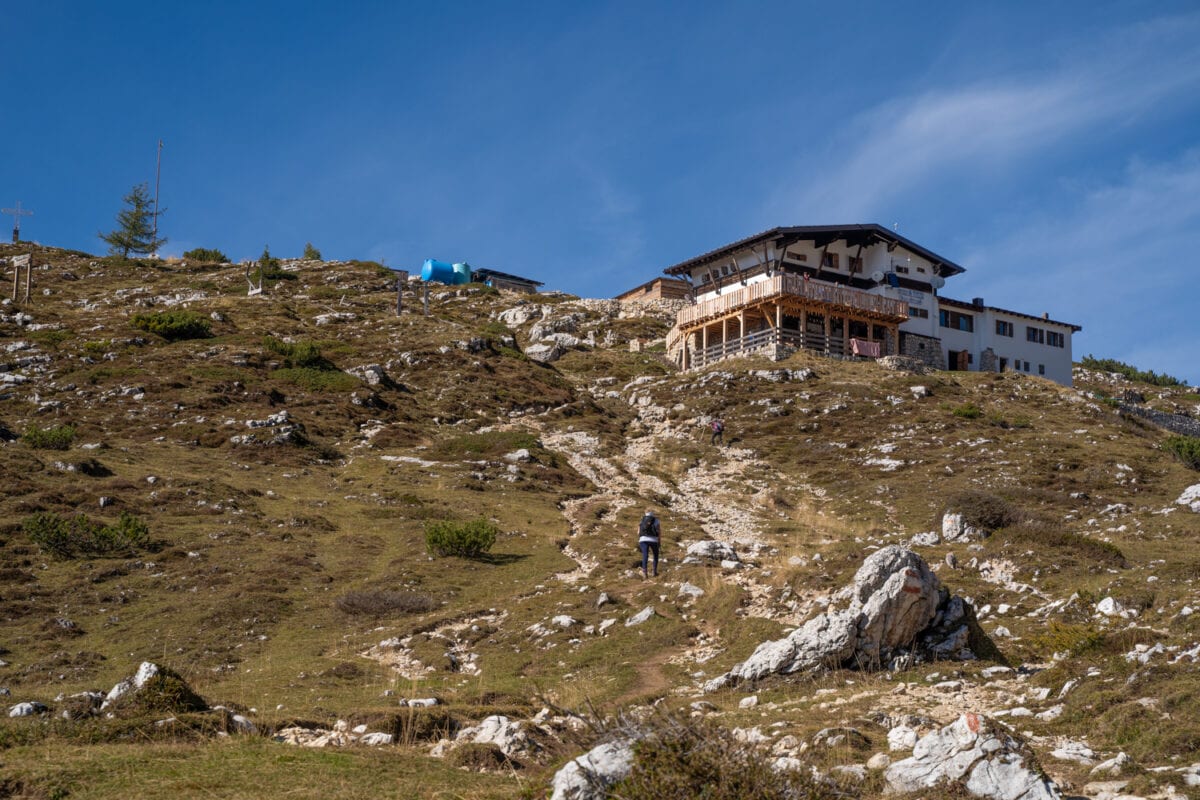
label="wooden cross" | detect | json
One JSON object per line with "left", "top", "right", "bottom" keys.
{"left": 1, "top": 201, "right": 33, "bottom": 243}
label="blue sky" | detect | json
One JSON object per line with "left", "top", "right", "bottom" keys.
{"left": 5, "top": 1, "right": 1199, "bottom": 384}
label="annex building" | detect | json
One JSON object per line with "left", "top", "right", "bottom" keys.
{"left": 662, "top": 224, "right": 1081, "bottom": 386}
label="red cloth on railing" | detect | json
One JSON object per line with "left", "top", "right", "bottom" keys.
{"left": 850, "top": 338, "right": 881, "bottom": 358}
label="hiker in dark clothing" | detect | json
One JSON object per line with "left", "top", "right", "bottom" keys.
{"left": 638, "top": 509, "right": 661, "bottom": 578}
{"left": 710, "top": 418, "right": 724, "bottom": 446}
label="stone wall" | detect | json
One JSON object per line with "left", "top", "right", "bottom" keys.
{"left": 901, "top": 332, "right": 943, "bottom": 370}
{"left": 1119, "top": 404, "right": 1200, "bottom": 437}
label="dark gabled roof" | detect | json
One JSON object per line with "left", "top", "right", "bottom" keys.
{"left": 663, "top": 224, "right": 966, "bottom": 278}
{"left": 471, "top": 267, "right": 544, "bottom": 287}
{"left": 939, "top": 296, "right": 1082, "bottom": 332}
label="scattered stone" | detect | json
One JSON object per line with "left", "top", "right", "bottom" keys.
{"left": 868, "top": 752, "right": 892, "bottom": 770}
{"left": 1050, "top": 740, "right": 1095, "bottom": 765}
{"left": 8, "top": 701, "right": 48, "bottom": 717}
{"left": 682, "top": 540, "right": 739, "bottom": 565}
{"left": 1090, "top": 752, "right": 1130, "bottom": 776}
{"left": 942, "top": 512, "right": 986, "bottom": 543}
{"left": 625, "top": 607, "right": 656, "bottom": 627}
{"left": 525, "top": 342, "right": 564, "bottom": 363}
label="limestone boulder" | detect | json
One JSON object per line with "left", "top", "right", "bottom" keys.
{"left": 496, "top": 305, "right": 546, "bottom": 326}
{"left": 525, "top": 342, "right": 564, "bottom": 363}
{"left": 704, "top": 547, "right": 997, "bottom": 691}
{"left": 884, "top": 714, "right": 1061, "bottom": 800}
{"left": 549, "top": 739, "right": 635, "bottom": 800}
{"left": 683, "top": 540, "right": 739, "bottom": 565}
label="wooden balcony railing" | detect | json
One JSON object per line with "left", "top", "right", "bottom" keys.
{"left": 676, "top": 327, "right": 896, "bottom": 369}
{"left": 675, "top": 273, "right": 907, "bottom": 329}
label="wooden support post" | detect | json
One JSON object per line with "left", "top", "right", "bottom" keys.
{"left": 842, "top": 315, "right": 849, "bottom": 356}
{"left": 721, "top": 317, "right": 727, "bottom": 357}
{"left": 823, "top": 314, "right": 831, "bottom": 354}
{"left": 12, "top": 254, "right": 30, "bottom": 303}
{"left": 801, "top": 308, "right": 808, "bottom": 348}
{"left": 702, "top": 325, "right": 708, "bottom": 366}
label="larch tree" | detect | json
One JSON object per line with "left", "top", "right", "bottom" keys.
{"left": 99, "top": 183, "right": 166, "bottom": 258}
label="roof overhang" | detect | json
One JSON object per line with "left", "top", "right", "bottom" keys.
{"left": 663, "top": 224, "right": 966, "bottom": 279}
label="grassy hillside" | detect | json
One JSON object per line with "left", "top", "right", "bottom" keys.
{"left": 2, "top": 244, "right": 1198, "bottom": 799}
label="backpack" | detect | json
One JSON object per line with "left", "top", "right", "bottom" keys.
{"left": 639, "top": 515, "right": 658, "bottom": 539}
{"left": 712, "top": 420, "right": 724, "bottom": 433}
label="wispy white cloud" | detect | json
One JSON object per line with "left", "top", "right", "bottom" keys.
{"left": 964, "top": 149, "right": 1200, "bottom": 385}
{"left": 774, "top": 12, "right": 1200, "bottom": 221}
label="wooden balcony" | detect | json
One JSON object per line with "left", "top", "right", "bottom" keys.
{"left": 676, "top": 273, "right": 907, "bottom": 329}
{"left": 664, "top": 273, "right": 907, "bottom": 369}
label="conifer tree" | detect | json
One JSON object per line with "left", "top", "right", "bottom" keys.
{"left": 99, "top": 183, "right": 166, "bottom": 258}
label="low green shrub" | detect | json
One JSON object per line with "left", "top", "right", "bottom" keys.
{"left": 270, "top": 367, "right": 359, "bottom": 392}
{"left": 611, "top": 715, "right": 840, "bottom": 800}
{"left": 1079, "top": 355, "right": 1185, "bottom": 387}
{"left": 424, "top": 518, "right": 499, "bottom": 559}
{"left": 22, "top": 424, "right": 76, "bottom": 450}
{"left": 943, "top": 490, "right": 1021, "bottom": 531}
{"left": 182, "top": 247, "right": 229, "bottom": 263}
{"left": 24, "top": 511, "right": 149, "bottom": 558}
{"left": 952, "top": 403, "right": 983, "bottom": 419}
{"left": 130, "top": 310, "right": 211, "bottom": 341}
{"left": 1163, "top": 435, "right": 1200, "bottom": 471}
{"left": 263, "top": 336, "right": 334, "bottom": 370}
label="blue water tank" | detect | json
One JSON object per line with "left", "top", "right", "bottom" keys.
{"left": 421, "top": 258, "right": 471, "bottom": 285}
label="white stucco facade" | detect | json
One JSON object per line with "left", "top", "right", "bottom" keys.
{"left": 666, "top": 225, "right": 1082, "bottom": 386}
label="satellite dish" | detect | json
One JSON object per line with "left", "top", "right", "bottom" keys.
{"left": 871, "top": 270, "right": 885, "bottom": 283}
{"left": 931, "top": 275, "right": 946, "bottom": 289}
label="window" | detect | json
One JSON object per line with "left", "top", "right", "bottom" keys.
{"left": 909, "top": 306, "right": 929, "bottom": 318}
{"left": 940, "top": 309, "right": 974, "bottom": 331}
{"left": 1023, "top": 361, "right": 1031, "bottom": 372}
{"left": 785, "top": 250, "right": 807, "bottom": 262}
{"left": 1038, "top": 364, "right": 1045, "bottom": 375}
{"left": 996, "top": 320, "right": 1014, "bottom": 337}
{"left": 848, "top": 256, "right": 863, "bottom": 274}
{"left": 895, "top": 265, "right": 910, "bottom": 274}
{"left": 821, "top": 252, "right": 839, "bottom": 270}
{"left": 1026, "top": 326, "right": 1045, "bottom": 344}
{"left": 967, "top": 353, "right": 974, "bottom": 365}
{"left": 721, "top": 265, "right": 730, "bottom": 276}
{"left": 1047, "top": 331, "right": 1065, "bottom": 348}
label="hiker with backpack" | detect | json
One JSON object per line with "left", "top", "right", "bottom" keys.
{"left": 638, "top": 509, "right": 661, "bottom": 578}
{"left": 710, "top": 417, "right": 725, "bottom": 446}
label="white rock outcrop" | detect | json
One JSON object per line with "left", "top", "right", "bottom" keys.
{"left": 549, "top": 739, "right": 635, "bottom": 800}
{"left": 704, "top": 547, "right": 992, "bottom": 692}
{"left": 1176, "top": 484, "right": 1200, "bottom": 512}
{"left": 884, "top": 714, "right": 1061, "bottom": 800}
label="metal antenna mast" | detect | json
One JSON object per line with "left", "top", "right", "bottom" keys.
{"left": 152, "top": 139, "right": 163, "bottom": 253}
{"left": 2, "top": 201, "right": 33, "bottom": 243}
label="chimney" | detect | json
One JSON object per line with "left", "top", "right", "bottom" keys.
{"left": 1042, "top": 312, "right": 1049, "bottom": 319}
{"left": 972, "top": 297, "right": 984, "bottom": 308}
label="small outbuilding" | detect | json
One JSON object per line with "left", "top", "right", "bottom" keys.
{"left": 616, "top": 277, "right": 691, "bottom": 304}
{"left": 471, "top": 267, "right": 543, "bottom": 293}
